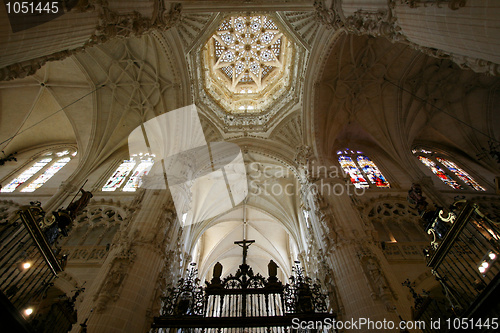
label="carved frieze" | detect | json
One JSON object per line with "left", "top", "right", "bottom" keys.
{"left": 62, "top": 245, "right": 109, "bottom": 263}
{"left": 357, "top": 250, "right": 397, "bottom": 311}
{"left": 0, "top": 200, "right": 21, "bottom": 221}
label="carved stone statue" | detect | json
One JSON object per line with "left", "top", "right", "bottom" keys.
{"left": 364, "top": 258, "right": 395, "bottom": 311}
{"left": 407, "top": 183, "right": 428, "bottom": 214}
{"left": 268, "top": 260, "right": 278, "bottom": 278}
{"left": 213, "top": 262, "right": 223, "bottom": 279}
{"left": 210, "top": 262, "right": 223, "bottom": 286}
{"left": 265, "top": 260, "right": 281, "bottom": 286}
{"left": 48, "top": 188, "right": 93, "bottom": 240}
{"left": 66, "top": 188, "right": 93, "bottom": 219}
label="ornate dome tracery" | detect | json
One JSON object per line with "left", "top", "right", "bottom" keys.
{"left": 201, "top": 14, "right": 296, "bottom": 117}
{"left": 211, "top": 16, "right": 284, "bottom": 94}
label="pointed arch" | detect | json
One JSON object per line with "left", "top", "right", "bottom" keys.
{"left": 337, "top": 149, "right": 390, "bottom": 189}
{"left": 1, "top": 148, "right": 77, "bottom": 193}
{"left": 412, "top": 149, "right": 486, "bottom": 191}
{"left": 101, "top": 153, "right": 155, "bottom": 192}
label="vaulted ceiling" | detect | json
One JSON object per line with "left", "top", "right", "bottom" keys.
{"left": 312, "top": 32, "right": 500, "bottom": 180}
{"left": 1, "top": 6, "right": 499, "bottom": 280}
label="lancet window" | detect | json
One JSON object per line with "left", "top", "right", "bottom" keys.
{"left": 0, "top": 149, "right": 77, "bottom": 193}
{"left": 337, "top": 149, "right": 390, "bottom": 189}
{"left": 102, "top": 153, "right": 155, "bottom": 192}
{"left": 412, "top": 149, "right": 485, "bottom": 191}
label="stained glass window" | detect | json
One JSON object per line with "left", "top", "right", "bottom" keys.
{"left": 102, "top": 153, "right": 155, "bottom": 192}
{"left": 102, "top": 160, "right": 136, "bottom": 192}
{"left": 338, "top": 155, "right": 369, "bottom": 188}
{"left": 413, "top": 149, "right": 485, "bottom": 191}
{"left": 417, "top": 156, "right": 461, "bottom": 189}
{"left": 122, "top": 159, "right": 154, "bottom": 192}
{"left": 436, "top": 157, "right": 486, "bottom": 191}
{"left": 1, "top": 158, "right": 52, "bottom": 192}
{"left": 21, "top": 157, "right": 71, "bottom": 192}
{"left": 337, "top": 149, "right": 389, "bottom": 188}
{"left": 211, "top": 16, "right": 283, "bottom": 93}
{"left": 1, "top": 148, "right": 76, "bottom": 193}
{"left": 357, "top": 155, "right": 391, "bottom": 188}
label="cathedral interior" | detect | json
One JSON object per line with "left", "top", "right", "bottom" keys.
{"left": 1, "top": 1, "right": 500, "bottom": 332}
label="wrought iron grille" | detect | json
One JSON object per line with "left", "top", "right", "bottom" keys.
{"left": 0, "top": 204, "right": 63, "bottom": 311}
{"left": 152, "top": 261, "right": 333, "bottom": 332}
{"left": 407, "top": 201, "right": 500, "bottom": 332}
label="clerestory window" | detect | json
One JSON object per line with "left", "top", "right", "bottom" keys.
{"left": 412, "top": 149, "right": 485, "bottom": 191}
{"left": 337, "top": 149, "right": 390, "bottom": 189}
{"left": 101, "top": 153, "right": 155, "bottom": 192}
{"left": 1, "top": 149, "right": 77, "bottom": 193}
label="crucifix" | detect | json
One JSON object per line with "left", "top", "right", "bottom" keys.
{"left": 234, "top": 239, "right": 255, "bottom": 266}
{"left": 234, "top": 200, "right": 254, "bottom": 266}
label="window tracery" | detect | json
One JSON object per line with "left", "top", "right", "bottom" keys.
{"left": 364, "top": 198, "right": 429, "bottom": 261}
{"left": 412, "top": 149, "right": 485, "bottom": 191}
{"left": 0, "top": 149, "right": 76, "bottom": 193}
{"left": 203, "top": 14, "right": 293, "bottom": 115}
{"left": 61, "top": 204, "right": 126, "bottom": 262}
{"left": 337, "top": 149, "right": 390, "bottom": 188}
{"left": 102, "top": 153, "right": 154, "bottom": 192}
{"left": 212, "top": 16, "right": 283, "bottom": 92}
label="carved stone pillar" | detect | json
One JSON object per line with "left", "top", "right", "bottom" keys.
{"left": 72, "top": 189, "right": 180, "bottom": 333}
{"left": 314, "top": 0, "right": 500, "bottom": 75}
{"left": 308, "top": 178, "right": 413, "bottom": 330}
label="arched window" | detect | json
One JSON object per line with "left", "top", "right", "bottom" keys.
{"left": 102, "top": 153, "right": 154, "bottom": 192}
{"left": 1, "top": 149, "right": 77, "bottom": 193}
{"left": 337, "top": 149, "right": 390, "bottom": 188}
{"left": 412, "top": 149, "right": 485, "bottom": 191}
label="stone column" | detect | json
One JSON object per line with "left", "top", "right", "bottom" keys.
{"left": 72, "top": 188, "right": 181, "bottom": 333}
{"left": 309, "top": 178, "right": 413, "bottom": 331}
{"left": 314, "top": 0, "right": 500, "bottom": 75}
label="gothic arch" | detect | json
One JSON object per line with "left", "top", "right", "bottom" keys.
{"left": 61, "top": 200, "right": 129, "bottom": 261}
{"left": 191, "top": 205, "right": 298, "bottom": 283}
{"left": 411, "top": 146, "right": 492, "bottom": 192}
{"left": 399, "top": 55, "right": 500, "bottom": 176}
{"left": 360, "top": 196, "right": 428, "bottom": 244}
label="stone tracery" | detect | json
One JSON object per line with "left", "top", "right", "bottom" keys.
{"left": 0, "top": 2, "right": 499, "bottom": 332}
{"left": 211, "top": 16, "right": 283, "bottom": 93}
{"left": 202, "top": 14, "right": 294, "bottom": 116}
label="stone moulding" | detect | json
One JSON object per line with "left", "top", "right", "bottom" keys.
{"left": 312, "top": 0, "right": 497, "bottom": 76}
{"left": 0, "top": 1, "right": 182, "bottom": 81}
